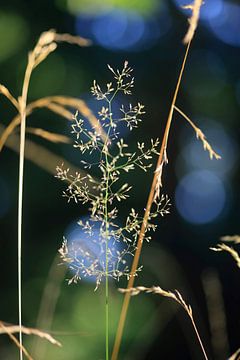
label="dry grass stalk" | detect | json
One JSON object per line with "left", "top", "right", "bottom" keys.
{"left": 46, "top": 102, "right": 73, "bottom": 120}
{"left": 221, "top": 235, "right": 240, "bottom": 244}
{"left": 0, "top": 321, "right": 33, "bottom": 360}
{"left": 0, "top": 29, "right": 91, "bottom": 360}
{"left": 229, "top": 348, "right": 240, "bottom": 360}
{"left": 211, "top": 244, "right": 240, "bottom": 268}
{"left": 0, "top": 322, "right": 61, "bottom": 347}
{"left": 183, "top": 0, "right": 203, "bottom": 44}
{"left": 112, "top": 6, "right": 210, "bottom": 355}
{"left": 119, "top": 286, "right": 208, "bottom": 360}
{"left": 26, "top": 127, "right": 71, "bottom": 144}
{"left": 0, "top": 123, "right": 91, "bottom": 182}
{"left": 0, "top": 95, "right": 106, "bottom": 152}
{"left": 54, "top": 31, "right": 91, "bottom": 46}
{"left": 0, "top": 84, "right": 19, "bottom": 110}
{"left": 174, "top": 105, "right": 221, "bottom": 160}
{"left": 0, "top": 325, "right": 62, "bottom": 347}
{"left": 111, "top": 40, "right": 192, "bottom": 360}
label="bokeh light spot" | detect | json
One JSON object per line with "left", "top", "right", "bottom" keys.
{"left": 92, "top": 10, "right": 144, "bottom": 50}
{"left": 175, "top": 170, "right": 226, "bottom": 224}
{"left": 66, "top": 0, "right": 159, "bottom": 16}
{"left": 64, "top": 217, "right": 122, "bottom": 284}
{"left": 209, "top": 2, "right": 240, "bottom": 47}
{"left": 75, "top": 5, "right": 171, "bottom": 51}
{"left": 176, "top": 121, "right": 238, "bottom": 179}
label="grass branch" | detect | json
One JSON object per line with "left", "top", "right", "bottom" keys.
{"left": 174, "top": 105, "right": 221, "bottom": 160}
{"left": 111, "top": 39, "right": 192, "bottom": 360}
{"left": 0, "top": 321, "right": 33, "bottom": 360}
{"left": 119, "top": 286, "right": 209, "bottom": 360}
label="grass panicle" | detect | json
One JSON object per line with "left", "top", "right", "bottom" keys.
{"left": 174, "top": 105, "right": 221, "bottom": 160}
{"left": 0, "top": 322, "right": 61, "bottom": 347}
{"left": 211, "top": 244, "right": 240, "bottom": 268}
{"left": 220, "top": 235, "right": 240, "bottom": 244}
{"left": 57, "top": 62, "right": 170, "bottom": 360}
{"left": 182, "top": 0, "right": 203, "bottom": 44}
{"left": 119, "top": 286, "right": 208, "bottom": 360}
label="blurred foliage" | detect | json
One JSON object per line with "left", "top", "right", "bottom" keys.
{"left": 56, "top": 0, "right": 160, "bottom": 16}
{"left": 0, "top": 11, "right": 29, "bottom": 63}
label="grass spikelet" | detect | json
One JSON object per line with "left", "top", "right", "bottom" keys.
{"left": 182, "top": 0, "right": 203, "bottom": 44}
{"left": 0, "top": 84, "right": 19, "bottom": 110}
{"left": 0, "top": 321, "right": 61, "bottom": 347}
{"left": 174, "top": 105, "right": 221, "bottom": 160}
{"left": 221, "top": 235, "right": 240, "bottom": 244}
{"left": 119, "top": 285, "right": 208, "bottom": 360}
{"left": 0, "top": 123, "right": 90, "bottom": 181}
{"left": 0, "top": 321, "right": 33, "bottom": 360}
{"left": 53, "top": 31, "right": 91, "bottom": 47}
{"left": 211, "top": 244, "right": 240, "bottom": 268}
{"left": 26, "top": 127, "right": 71, "bottom": 144}
{"left": 0, "top": 95, "right": 106, "bottom": 152}
{"left": 229, "top": 348, "right": 240, "bottom": 360}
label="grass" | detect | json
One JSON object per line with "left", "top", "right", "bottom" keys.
{"left": 0, "top": 29, "right": 93, "bottom": 359}
{"left": 119, "top": 286, "right": 208, "bottom": 360}
{"left": 0, "top": 1, "right": 238, "bottom": 359}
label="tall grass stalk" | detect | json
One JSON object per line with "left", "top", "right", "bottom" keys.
{"left": 111, "top": 39, "right": 192, "bottom": 360}
{"left": 0, "top": 29, "right": 90, "bottom": 359}
{"left": 18, "top": 49, "right": 33, "bottom": 360}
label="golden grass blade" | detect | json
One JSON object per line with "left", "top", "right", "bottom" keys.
{"left": 45, "top": 102, "right": 73, "bottom": 120}
{"left": 221, "top": 235, "right": 240, "bottom": 244}
{"left": 49, "top": 96, "right": 107, "bottom": 140}
{"left": 33, "top": 43, "right": 58, "bottom": 69}
{"left": 0, "top": 321, "right": 33, "bottom": 360}
{"left": 0, "top": 321, "right": 61, "bottom": 347}
{"left": 211, "top": 244, "right": 240, "bottom": 268}
{"left": 229, "top": 348, "right": 240, "bottom": 360}
{"left": 174, "top": 105, "right": 221, "bottom": 160}
{"left": 119, "top": 286, "right": 208, "bottom": 360}
{"left": 54, "top": 32, "right": 91, "bottom": 47}
{"left": 0, "top": 113, "right": 21, "bottom": 151}
{"left": 0, "top": 96, "right": 106, "bottom": 151}
{"left": 111, "top": 40, "right": 192, "bottom": 360}
{"left": 33, "top": 29, "right": 90, "bottom": 69}
{"left": 183, "top": 0, "right": 203, "bottom": 44}
{"left": 0, "top": 84, "right": 19, "bottom": 110}
{"left": 0, "top": 123, "right": 90, "bottom": 180}
{"left": 26, "top": 127, "right": 71, "bottom": 144}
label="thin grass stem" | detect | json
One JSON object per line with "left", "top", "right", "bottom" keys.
{"left": 190, "top": 315, "right": 209, "bottom": 360}
{"left": 18, "top": 55, "right": 34, "bottom": 360}
{"left": 111, "top": 40, "right": 192, "bottom": 360}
